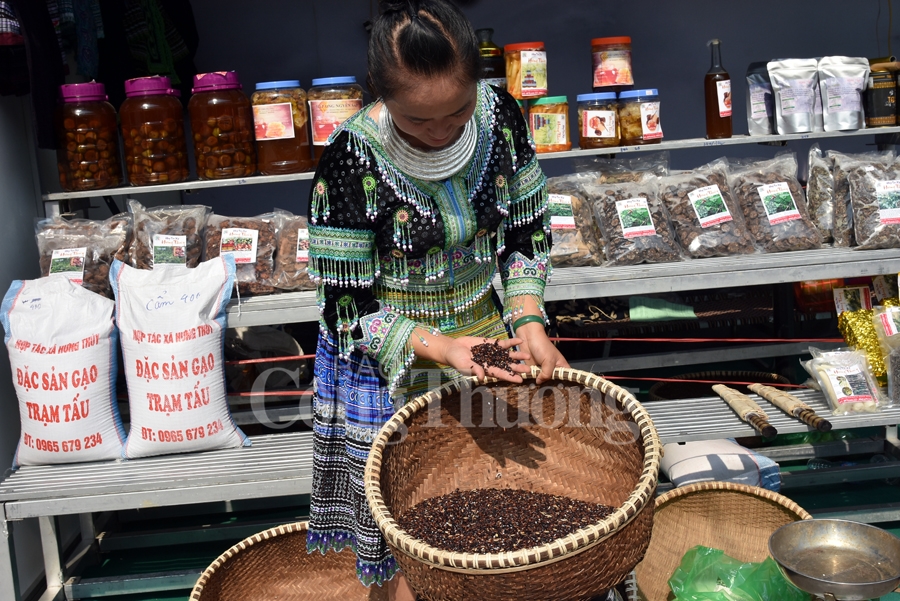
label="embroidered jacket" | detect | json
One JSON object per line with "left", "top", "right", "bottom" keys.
{"left": 307, "top": 82, "right": 550, "bottom": 392}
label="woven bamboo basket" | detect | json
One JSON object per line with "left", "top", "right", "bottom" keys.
{"left": 633, "top": 482, "right": 812, "bottom": 601}
{"left": 189, "top": 521, "right": 387, "bottom": 601}
{"left": 648, "top": 370, "right": 790, "bottom": 401}
{"left": 364, "top": 367, "right": 662, "bottom": 601}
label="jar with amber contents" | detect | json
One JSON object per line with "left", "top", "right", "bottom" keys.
{"left": 251, "top": 80, "right": 312, "bottom": 175}
{"left": 529, "top": 96, "right": 570, "bottom": 153}
{"left": 308, "top": 76, "right": 364, "bottom": 166}
{"left": 188, "top": 71, "right": 257, "bottom": 180}
{"left": 619, "top": 89, "right": 662, "bottom": 145}
{"left": 504, "top": 41, "right": 547, "bottom": 100}
{"left": 55, "top": 82, "right": 122, "bottom": 191}
{"left": 577, "top": 92, "right": 619, "bottom": 149}
{"left": 120, "top": 76, "right": 188, "bottom": 186}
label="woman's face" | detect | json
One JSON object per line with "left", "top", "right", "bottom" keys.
{"left": 383, "top": 75, "right": 477, "bottom": 150}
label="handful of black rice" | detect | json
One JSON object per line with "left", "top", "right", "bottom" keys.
{"left": 471, "top": 340, "right": 516, "bottom": 375}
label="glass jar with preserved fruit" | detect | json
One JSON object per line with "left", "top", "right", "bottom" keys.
{"left": 188, "top": 71, "right": 257, "bottom": 180}
{"left": 504, "top": 41, "right": 547, "bottom": 100}
{"left": 619, "top": 89, "right": 662, "bottom": 145}
{"left": 591, "top": 37, "right": 633, "bottom": 92}
{"left": 476, "top": 28, "right": 506, "bottom": 90}
{"left": 55, "top": 82, "right": 122, "bottom": 191}
{"left": 308, "top": 76, "right": 364, "bottom": 166}
{"left": 120, "top": 76, "right": 189, "bottom": 186}
{"left": 529, "top": 96, "right": 570, "bottom": 153}
{"left": 251, "top": 80, "right": 312, "bottom": 175}
{"left": 577, "top": 92, "right": 619, "bottom": 149}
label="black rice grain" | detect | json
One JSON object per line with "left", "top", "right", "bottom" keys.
{"left": 471, "top": 341, "right": 516, "bottom": 376}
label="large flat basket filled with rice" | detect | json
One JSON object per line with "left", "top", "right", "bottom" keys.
{"left": 364, "top": 368, "right": 662, "bottom": 601}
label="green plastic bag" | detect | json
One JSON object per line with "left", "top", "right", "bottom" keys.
{"left": 668, "top": 546, "right": 810, "bottom": 601}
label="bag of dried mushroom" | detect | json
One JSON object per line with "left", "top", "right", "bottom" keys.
{"left": 128, "top": 200, "right": 210, "bottom": 269}
{"left": 846, "top": 154, "right": 900, "bottom": 250}
{"left": 806, "top": 144, "right": 835, "bottom": 244}
{"left": 35, "top": 213, "right": 130, "bottom": 298}
{"left": 659, "top": 158, "right": 756, "bottom": 258}
{"left": 726, "top": 153, "right": 821, "bottom": 253}
{"left": 271, "top": 209, "right": 316, "bottom": 291}
{"left": 545, "top": 174, "right": 605, "bottom": 267}
{"left": 204, "top": 213, "right": 278, "bottom": 295}
{"left": 573, "top": 151, "right": 669, "bottom": 183}
{"left": 828, "top": 149, "right": 893, "bottom": 247}
{"left": 581, "top": 173, "right": 683, "bottom": 266}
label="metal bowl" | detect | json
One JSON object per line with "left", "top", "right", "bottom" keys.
{"left": 768, "top": 519, "right": 900, "bottom": 601}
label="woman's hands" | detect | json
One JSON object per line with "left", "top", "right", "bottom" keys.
{"left": 444, "top": 336, "right": 531, "bottom": 383}
{"left": 514, "top": 321, "right": 570, "bottom": 384}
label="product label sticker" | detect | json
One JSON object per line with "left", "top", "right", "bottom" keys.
{"left": 581, "top": 110, "right": 617, "bottom": 138}
{"left": 49, "top": 247, "right": 87, "bottom": 284}
{"left": 822, "top": 364, "right": 875, "bottom": 404}
{"left": 530, "top": 112, "right": 567, "bottom": 146}
{"left": 252, "top": 102, "right": 295, "bottom": 141}
{"left": 482, "top": 77, "right": 507, "bottom": 90}
{"left": 749, "top": 83, "right": 774, "bottom": 119}
{"left": 824, "top": 76, "right": 864, "bottom": 114}
{"left": 519, "top": 50, "right": 548, "bottom": 98}
{"left": 757, "top": 182, "right": 801, "bottom": 225}
{"left": 615, "top": 197, "right": 657, "bottom": 238}
{"left": 879, "top": 307, "right": 900, "bottom": 337}
{"left": 875, "top": 180, "right": 900, "bottom": 224}
{"left": 220, "top": 228, "right": 259, "bottom": 264}
{"left": 548, "top": 194, "right": 576, "bottom": 230}
{"left": 716, "top": 80, "right": 733, "bottom": 117}
{"left": 687, "top": 184, "right": 733, "bottom": 228}
{"left": 833, "top": 286, "right": 873, "bottom": 314}
{"left": 872, "top": 274, "right": 898, "bottom": 302}
{"left": 309, "top": 98, "right": 364, "bottom": 146}
{"left": 640, "top": 102, "right": 663, "bottom": 139}
{"left": 296, "top": 228, "right": 310, "bottom": 263}
{"left": 151, "top": 235, "right": 186, "bottom": 265}
{"left": 592, "top": 49, "right": 633, "bottom": 88}
{"left": 779, "top": 82, "right": 813, "bottom": 115}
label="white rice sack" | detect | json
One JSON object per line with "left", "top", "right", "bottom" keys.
{"left": 1, "top": 277, "right": 125, "bottom": 467}
{"left": 111, "top": 256, "right": 249, "bottom": 458}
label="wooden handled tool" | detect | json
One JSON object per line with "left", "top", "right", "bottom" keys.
{"left": 712, "top": 384, "right": 778, "bottom": 438}
{"left": 747, "top": 383, "right": 832, "bottom": 432}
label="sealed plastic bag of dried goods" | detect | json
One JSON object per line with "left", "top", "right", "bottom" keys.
{"left": 128, "top": 199, "right": 210, "bottom": 270}
{"left": 111, "top": 255, "right": 249, "bottom": 458}
{"left": 806, "top": 144, "right": 835, "bottom": 244}
{"left": 1, "top": 277, "right": 126, "bottom": 467}
{"left": 270, "top": 210, "right": 316, "bottom": 291}
{"left": 803, "top": 347, "right": 883, "bottom": 415}
{"left": 204, "top": 213, "right": 277, "bottom": 295}
{"left": 828, "top": 149, "right": 894, "bottom": 247}
{"left": 873, "top": 305, "right": 900, "bottom": 406}
{"left": 545, "top": 174, "right": 605, "bottom": 267}
{"left": 847, "top": 154, "right": 900, "bottom": 250}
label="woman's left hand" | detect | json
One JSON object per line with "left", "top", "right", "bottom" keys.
{"left": 515, "top": 321, "right": 569, "bottom": 384}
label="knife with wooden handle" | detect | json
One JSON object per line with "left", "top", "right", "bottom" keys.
{"left": 747, "top": 383, "right": 833, "bottom": 432}
{"left": 712, "top": 384, "right": 778, "bottom": 438}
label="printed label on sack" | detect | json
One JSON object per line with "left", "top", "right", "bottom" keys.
{"left": 872, "top": 275, "right": 898, "bottom": 302}
{"left": 49, "top": 248, "right": 87, "bottom": 285}
{"left": 779, "top": 81, "right": 814, "bottom": 115}
{"left": 582, "top": 110, "right": 617, "bottom": 138}
{"left": 833, "top": 286, "right": 873, "bottom": 315}
{"left": 687, "top": 185, "right": 733, "bottom": 228}
{"left": 152, "top": 235, "right": 186, "bottom": 266}
{"left": 482, "top": 77, "right": 507, "bottom": 89}
{"left": 219, "top": 228, "right": 259, "bottom": 264}
{"left": 296, "top": 228, "right": 310, "bottom": 263}
{"left": 519, "top": 50, "right": 548, "bottom": 98}
{"left": 530, "top": 112, "right": 567, "bottom": 146}
{"left": 757, "top": 182, "right": 801, "bottom": 225}
{"left": 824, "top": 77, "right": 864, "bottom": 114}
{"left": 592, "top": 49, "right": 633, "bottom": 88}
{"left": 640, "top": 102, "right": 663, "bottom": 139}
{"left": 875, "top": 180, "right": 900, "bottom": 224}
{"left": 252, "top": 103, "right": 295, "bottom": 141}
{"left": 548, "top": 194, "right": 576, "bottom": 230}
{"left": 879, "top": 307, "right": 900, "bottom": 337}
{"left": 615, "top": 197, "right": 656, "bottom": 238}
{"left": 716, "top": 80, "right": 733, "bottom": 117}
{"left": 822, "top": 364, "right": 875, "bottom": 404}
{"left": 309, "top": 99, "right": 364, "bottom": 146}
{"left": 749, "top": 83, "right": 774, "bottom": 119}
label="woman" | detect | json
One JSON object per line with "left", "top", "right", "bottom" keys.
{"left": 306, "top": 0, "right": 568, "bottom": 597}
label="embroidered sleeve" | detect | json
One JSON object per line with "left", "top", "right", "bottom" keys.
{"left": 308, "top": 135, "right": 419, "bottom": 392}
{"left": 495, "top": 92, "right": 552, "bottom": 323}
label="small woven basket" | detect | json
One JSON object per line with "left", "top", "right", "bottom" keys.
{"left": 633, "top": 482, "right": 812, "bottom": 601}
{"left": 648, "top": 370, "right": 791, "bottom": 401}
{"left": 189, "top": 522, "right": 386, "bottom": 601}
{"left": 364, "top": 368, "right": 662, "bottom": 601}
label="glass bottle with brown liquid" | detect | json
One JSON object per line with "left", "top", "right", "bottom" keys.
{"left": 705, "top": 39, "right": 732, "bottom": 139}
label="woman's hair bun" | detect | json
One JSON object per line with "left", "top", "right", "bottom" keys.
{"left": 379, "top": 0, "right": 418, "bottom": 15}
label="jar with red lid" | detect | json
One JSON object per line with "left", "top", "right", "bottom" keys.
{"left": 120, "top": 76, "right": 189, "bottom": 186}
{"left": 591, "top": 37, "right": 633, "bottom": 93}
{"left": 188, "top": 71, "right": 257, "bottom": 180}
{"left": 54, "top": 82, "right": 122, "bottom": 191}
{"left": 504, "top": 41, "right": 547, "bottom": 100}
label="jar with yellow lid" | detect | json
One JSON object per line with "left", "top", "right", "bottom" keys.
{"left": 504, "top": 41, "right": 547, "bottom": 100}
{"left": 577, "top": 92, "right": 619, "bottom": 149}
{"left": 529, "top": 96, "right": 570, "bottom": 153}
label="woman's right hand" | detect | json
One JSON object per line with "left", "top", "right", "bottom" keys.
{"left": 442, "top": 336, "right": 532, "bottom": 383}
